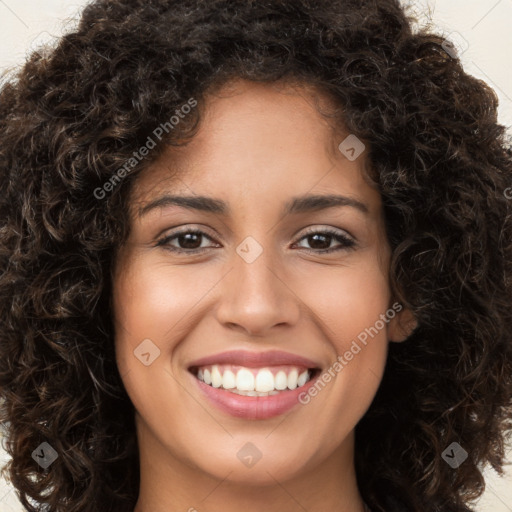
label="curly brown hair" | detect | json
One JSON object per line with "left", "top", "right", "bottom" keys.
{"left": 0, "top": 0, "right": 511, "bottom": 511}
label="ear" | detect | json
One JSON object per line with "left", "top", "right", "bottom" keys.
{"left": 387, "top": 305, "right": 417, "bottom": 343}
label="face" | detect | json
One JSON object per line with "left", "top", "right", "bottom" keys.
{"left": 112, "top": 79, "right": 413, "bottom": 488}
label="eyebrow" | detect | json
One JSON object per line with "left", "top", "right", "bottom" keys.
{"left": 137, "top": 193, "right": 369, "bottom": 218}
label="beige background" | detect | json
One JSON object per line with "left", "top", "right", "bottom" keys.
{"left": 0, "top": 0, "right": 511, "bottom": 510}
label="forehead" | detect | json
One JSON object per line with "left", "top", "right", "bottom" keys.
{"left": 129, "top": 79, "right": 380, "bottom": 214}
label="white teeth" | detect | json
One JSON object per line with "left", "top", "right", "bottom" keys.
{"left": 229, "top": 389, "right": 280, "bottom": 397}
{"left": 287, "top": 369, "right": 298, "bottom": 390}
{"left": 195, "top": 365, "right": 313, "bottom": 394}
{"left": 211, "top": 365, "right": 222, "bottom": 388}
{"left": 255, "top": 369, "right": 274, "bottom": 392}
{"left": 297, "top": 370, "right": 308, "bottom": 387}
{"left": 274, "top": 371, "right": 288, "bottom": 390}
{"left": 222, "top": 369, "right": 236, "bottom": 389}
{"left": 236, "top": 368, "right": 255, "bottom": 391}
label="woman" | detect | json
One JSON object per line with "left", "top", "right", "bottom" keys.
{"left": 0, "top": 1, "right": 511, "bottom": 511}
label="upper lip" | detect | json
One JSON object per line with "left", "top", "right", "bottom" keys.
{"left": 188, "top": 350, "right": 321, "bottom": 369}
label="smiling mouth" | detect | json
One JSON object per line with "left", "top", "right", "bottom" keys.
{"left": 189, "top": 364, "right": 321, "bottom": 397}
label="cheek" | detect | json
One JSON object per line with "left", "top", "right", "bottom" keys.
{"left": 113, "top": 260, "right": 214, "bottom": 347}
{"left": 111, "top": 260, "right": 203, "bottom": 434}
{"left": 275, "top": 263, "right": 391, "bottom": 467}
{"left": 294, "top": 259, "right": 391, "bottom": 347}
{"left": 293, "top": 259, "right": 391, "bottom": 402}
{"left": 112, "top": 257, "right": 231, "bottom": 394}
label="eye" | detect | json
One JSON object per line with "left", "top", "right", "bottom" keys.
{"left": 292, "top": 228, "right": 356, "bottom": 254}
{"left": 156, "top": 228, "right": 220, "bottom": 253}
{"left": 155, "top": 226, "right": 356, "bottom": 255}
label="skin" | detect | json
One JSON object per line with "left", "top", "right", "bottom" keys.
{"left": 113, "top": 79, "right": 416, "bottom": 512}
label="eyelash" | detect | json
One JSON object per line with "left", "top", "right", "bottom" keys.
{"left": 155, "top": 227, "right": 357, "bottom": 255}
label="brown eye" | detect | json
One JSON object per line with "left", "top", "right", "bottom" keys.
{"left": 156, "top": 229, "right": 220, "bottom": 253}
{"left": 174, "top": 232, "right": 204, "bottom": 250}
{"left": 293, "top": 229, "right": 356, "bottom": 254}
{"left": 305, "top": 233, "right": 334, "bottom": 250}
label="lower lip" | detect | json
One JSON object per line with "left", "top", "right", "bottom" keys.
{"left": 191, "top": 372, "right": 319, "bottom": 420}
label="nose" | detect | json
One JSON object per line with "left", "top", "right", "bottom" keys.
{"left": 214, "top": 240, "right": 301, "bottom": 337}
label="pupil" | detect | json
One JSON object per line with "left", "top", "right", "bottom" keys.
{"left": 309, "top": 234, "right": 330, "bottom": 249}
{"left": 180, "top": 233, "right": 201, "bottom": 249}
